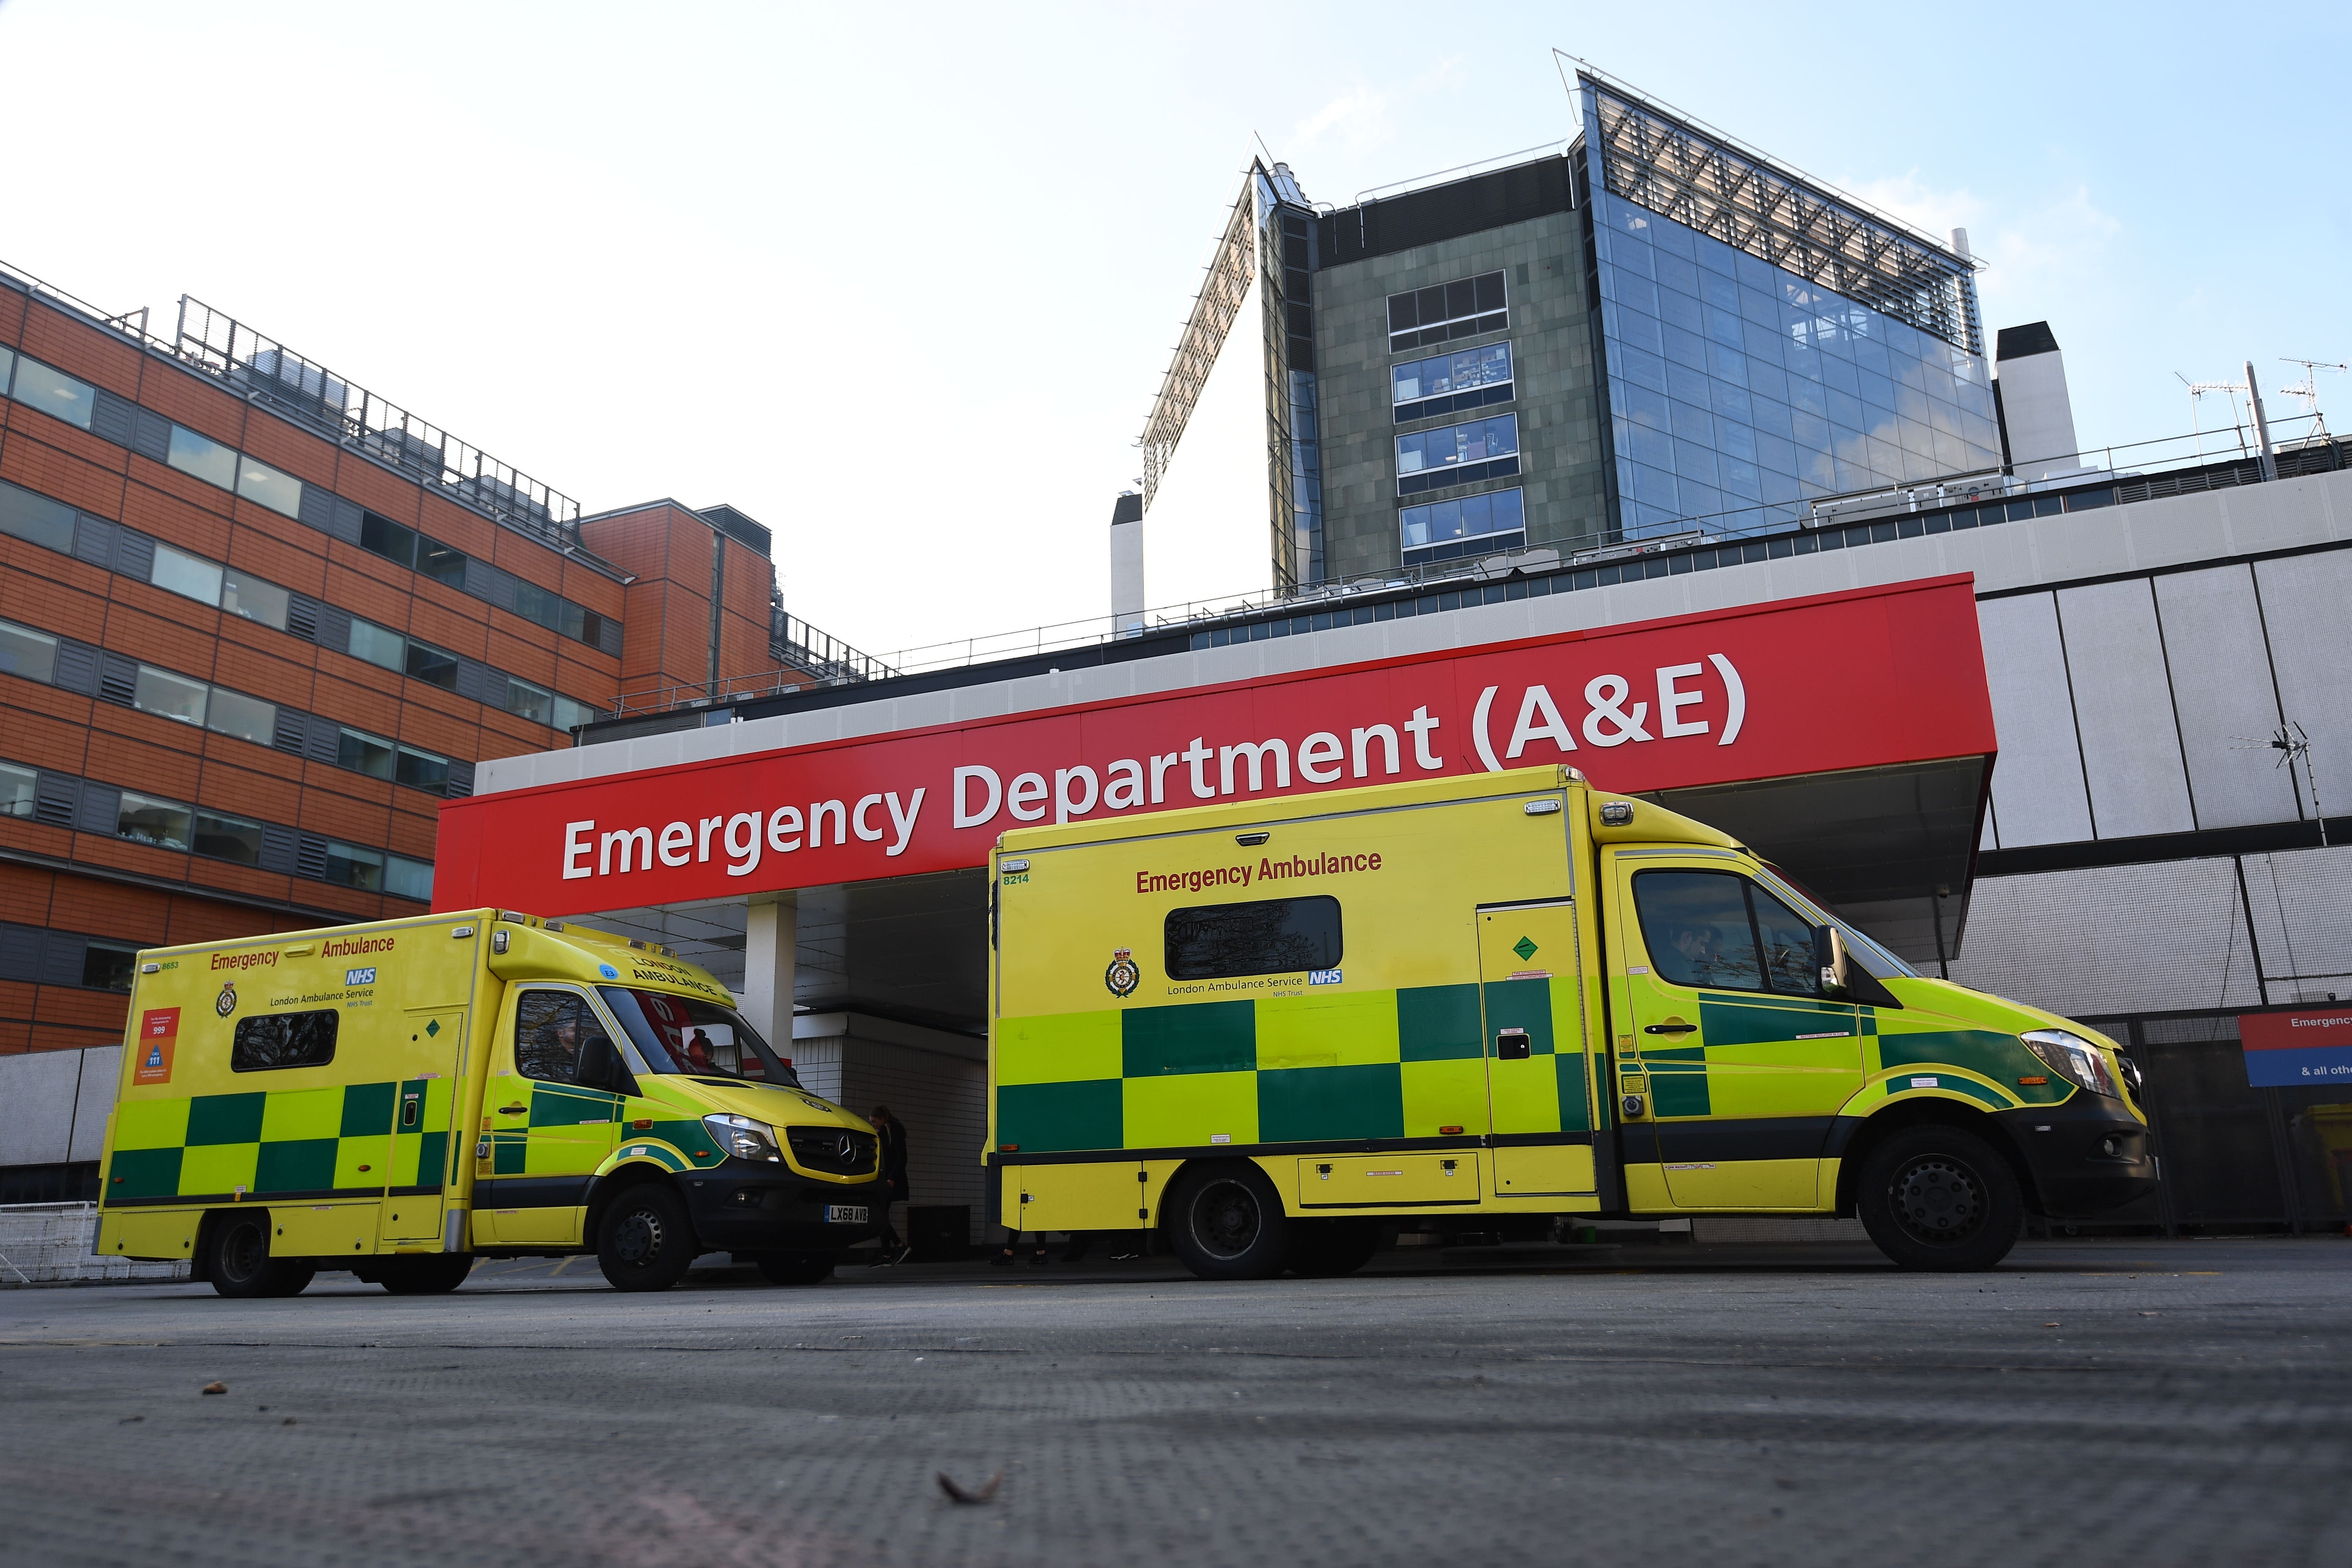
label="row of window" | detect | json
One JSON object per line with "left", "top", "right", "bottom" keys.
{"left": 0, "top": 919, "right": 145, "bottom": 994}
{"left": 1392, "top": 343, "right": 1514, "bottom": 425}
{"left": 1386, "top": 271, "right": 1509, "bottom": 353}
{"left": 0, "top": 614, "right": 468, "bottom": 797}
{"left": 1396, "top": 414, "right": 1521, "bottom": 497}
{"left": 0, "top": 478, "right": 603, "bottom": 734}
{"left": 1400, "top": 487, "right": 1526, "bottom": 557}
{"left": 0, "top": 757, "right": 433, "bottom": 901}
{"left": 0, "top": 347, "right": 618, "bottom": 656}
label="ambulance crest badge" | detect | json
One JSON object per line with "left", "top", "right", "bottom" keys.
{"left": 215, "top": 981, "right": 238, "bottom": 1018}
{"left": 1104, "top": 947, "right": 1140, "bottom": 998}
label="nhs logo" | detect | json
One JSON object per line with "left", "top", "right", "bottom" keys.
{"left": 344, "top": 967, "right": 378, "bottom": 986}
{"left": 1308, "top": 969, "right": 1343, "bottom": 987}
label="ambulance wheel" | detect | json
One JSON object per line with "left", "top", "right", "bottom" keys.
{"left": 1165, "top": 1162, "right": 1290, "bottom": 1280}
{"left": 378, "top": 1255, "right": 474, "bottom": 1295}
{"left": 1285, "top": 1218, "right": 1382, "bottom": 1277}
{"left": 206, "top": 1213, "right": 315, "bottom": 1299}
{"left": 753, "top": 1252, "right": 836, "bottom": 1285}
{"left": 596, "top": 1184, "right": 698, "bottom": 1292}
{"left": 1857, "top": 1124, "right": 2023, "bottom": 1271}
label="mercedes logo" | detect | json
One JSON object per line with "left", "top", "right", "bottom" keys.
{"left": 836, "top": 1134, "right": 854, "bottom": 1160}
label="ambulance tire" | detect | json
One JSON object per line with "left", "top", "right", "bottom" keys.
{"left": 1856, "top": 1124, "right": 2023, "bottom": 1271}
{"left": 205, "top": 1212, "right": 315, "bottom": 1299}
{"left": 753, "top": 1253, "right": 836, "bottom": 1286}
{"left": 596, "top": 1183, "right": 699, "bottom": 1292}
{"left": 1285, "top": 1218, "right": 1382, "bottom": 1277}
{"left": 378, "top": 1255, "right": 474, "bottom": 1295}
{"left": 1165, "top": 1162, "right": 1290, "bottom": 1281}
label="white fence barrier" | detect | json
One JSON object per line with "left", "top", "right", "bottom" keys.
{"left": 0, "top": 1202, "right": 187, "bottom": 1285}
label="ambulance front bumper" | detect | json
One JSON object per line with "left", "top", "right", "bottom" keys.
{"left": 1993, "top": 1097, "right": 2159, "bottom": 1218}
{"left": 677, "top": 1167, "right": 886, "bottom": 1252}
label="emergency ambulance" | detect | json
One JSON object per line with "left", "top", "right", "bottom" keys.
{"left": 988, "top": 765, "right": 2156, "bottom": 1276}
{"left": 95, "top": 909, "right": 883, "bottom": 1296}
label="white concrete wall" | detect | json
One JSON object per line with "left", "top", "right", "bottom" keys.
{"left": 0, "top": 1046, "right": 118, "bottom": 1168}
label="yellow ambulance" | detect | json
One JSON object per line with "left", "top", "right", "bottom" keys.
{"left": 988, "top": 765, "right": 2156, "bottom": 1275}
{"left": 95, "top": 909, "right": 883, "bottom": 1296}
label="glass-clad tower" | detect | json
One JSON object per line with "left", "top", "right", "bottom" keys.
{"left": 1576, "top": 71, "right": 2002, "bottom": 540}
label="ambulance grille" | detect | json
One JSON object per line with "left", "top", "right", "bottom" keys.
{"left": 786, "top": 1127, "right": 878, "bottom": 1176}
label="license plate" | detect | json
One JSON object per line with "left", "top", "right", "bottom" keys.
{"left": 823, "top": 1205, "right": 869, "bottom": 1225}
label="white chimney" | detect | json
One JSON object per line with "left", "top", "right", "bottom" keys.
{"left": 1109, "top": 491, "right": 1145, "bottom": 637}
{"left": 1994, "top": 322, "right": 2085, "bottom": 480}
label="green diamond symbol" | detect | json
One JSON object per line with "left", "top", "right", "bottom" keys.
{"left": 1512, "top": 936, "right": 1539, "bottom": 962}
{"left": 425, "top": 1019, "right": 440, "bottom": 1037}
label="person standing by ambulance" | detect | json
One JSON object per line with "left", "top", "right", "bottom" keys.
{"left": 868, "top": 1105, "right": 910, "bottom": 1264}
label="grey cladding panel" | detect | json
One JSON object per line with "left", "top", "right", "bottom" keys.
{"left": 2153, "top": 565, "right": 2298, "bottom": 830}
{"left": 130, "top": 409, "right": 172, "bottom": 463}
{"left": 2253, "top": 551, "right": 2352, "bottom": 822}
{"left": 2055, "top": 579, "right": 2194, "bottom": 839}
{"left": 297, "top": 482, "right": 336, "bottom": 531}
{"left": 72, "top": 514, "right": 116, "bottom": 566}
{"left": 39, "top": 932, "right": 87, "bottom": 988}
{"left": 444, "top": 760, "right": 475, "bottom": 798}
{"left": 0, "top": 923, "right": 41, "bottom": 983}
{"left": 302, "top": 713, "right": 341, "bottom": 763}
{"left": 313, "top": 603, "right": 353, "bottom": 656}
{"left": 286, "top": 593, "right": 321, "bottom": 642}
{"left": 597, "top": 618, "right": 623, "bottom": 657}
{"left": 328, "top": 497, "right": 364, "bottom": 545}
{"left": 50, "top": 639, "right": 99, "bottom": 695}
{"left": 97, "top": 653, "right": 139, "bottom": 707}
{"left": 89, "top": 388, "right": 135, "bottom": 447}
{"left": 260, "top": 822, "right": 299, "bottom": 875}
{"left": 1948, "top": 858, "right": 2263, "bottom": 1017}
{"left": 1977, "top": 594, "right": 2092, "bottom": 846}
{"left": 296, "top": 834, "right": 329, "bottom": 880}
{"left": 111, "top": 529, "right": 155, "bottom": 583}
{"left": 272, "top": 708, "right": 311, "bottom": 754}
{"left": 477, "top": 564, "right": 517, "bottom": 612}
{"left": 75, "top": 784, "right": 120, "bottom": 836}
{"left": 32, "top": 771, "right": 79, "bottom": 827}
{"left": 454, "top": 659, "right": 495, "bottom": 706}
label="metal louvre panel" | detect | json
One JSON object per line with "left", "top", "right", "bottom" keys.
{"left": 272, "top": 708, "right": 310, "bottom": 754}
{"left": 326, "top": 496, "right": 364, "bottom": 545}
{"left": 312, "top": 603, "right": 352, "bottom": 655}
{"left": 453, "top": 658, "right": 494, "bottom": 706}
{"left": 259, "top": 822, "right": 300, "bottom": 875}
{"left": 596, "top": 617, "right": 623, "bottom": 657}
{"left": 111, "top": 529, "right": 155, "bottom": 583}
{"left": 89, "top": 388, "right": 135, "bottom": 447}
{"left": 285, "top": 593, "right": 321, "bottom": 642}
{"left": 295, "top": 834, "right": 329, "bottom": 880}
{"left": 443, "top": 760, "right": 474, "bottom": 799}
{"left": 301, "top": 712, "right": 340, "bottom": 763}
{"left": 475, "top": 563, "right": 517, "bottom": 612}
{"left": 0, "top": 922, "right": 41, "bottom": 983}
{"left": 96, "top": 653, "right": 139, "bottom": 707}
{"left": 296, "top": 482, "right": 336, "bottom": 531}
{"left": 49, "top": 639, "right": 100, "bottom": 695}
{"left": 130, "top": 408, "right": 172, "bottom": 463}
{"left": 38, "top": 933, "right": 87, "bottom": 988}
{"left": 74, "top": 784, "right": 120, "bottom": 836}
{"left": 32, "top": 772, "right": 79, "bottom": 827}
{"left": 71, "top": 513, "right": 116, "bottom": 567}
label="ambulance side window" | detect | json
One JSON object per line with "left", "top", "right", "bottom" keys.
{"left": 231, "top": 1010, "right": 339, "bottom": 1072}
{"left": 1165, "top": 895, "right": 1342, "bottom": 981}
{"left": 513, "top": 989, "right": 612, "bottom": 1086}
{"left": 1631, "top": 871, "right": 1764, "bottom": 992}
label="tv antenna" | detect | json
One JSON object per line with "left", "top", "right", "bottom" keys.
{"left": 2235, "top": 721, "right": 2327, "bottom": 847}
{"left": 2175, "top": 372, "right": 2249, "bottom": 460}
{"left": 2278, "top": 357, "right": 2345, "bottom": 438}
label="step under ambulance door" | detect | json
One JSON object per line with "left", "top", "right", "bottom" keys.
{"left": 1475, "top": 901, "right": 1598, "bottom": 1198}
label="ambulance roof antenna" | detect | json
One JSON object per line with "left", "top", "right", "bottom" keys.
{"left": 2278, "top": 358, "right": 2345, "bottom": 440}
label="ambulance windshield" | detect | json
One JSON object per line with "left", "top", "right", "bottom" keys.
{"left": 598, "top": 987, "right": 803, "bottom": 1088}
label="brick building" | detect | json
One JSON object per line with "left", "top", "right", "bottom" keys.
{"left": 0, "top": 261, "right": 879, "bottom": 1197}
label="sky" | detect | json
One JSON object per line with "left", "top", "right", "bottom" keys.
{"left": 1, "top": 1, "right": 2344, "bottom": 664}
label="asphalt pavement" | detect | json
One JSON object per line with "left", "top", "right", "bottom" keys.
{"left": 1, "top": 1236, "right": 2346, "bottom": 1568}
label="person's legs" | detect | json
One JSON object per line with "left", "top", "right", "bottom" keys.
{"left": 991, "top": 1226, "right": 1021, "bottom": 1266}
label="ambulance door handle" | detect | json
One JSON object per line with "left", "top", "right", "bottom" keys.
{"left": 1643, "top": 1023, "right": 1695, "bottom": 1035}
{"left": 498, "top": 1103, "right": 527, "bottom": 1115}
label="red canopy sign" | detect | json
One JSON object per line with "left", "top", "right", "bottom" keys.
{"left": 433, "top": 576, "right": 1993, "bottom": 913}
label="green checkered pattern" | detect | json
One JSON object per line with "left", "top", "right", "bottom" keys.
{"left": 103, "top": 1078, "right": 456, "bottom": 1203}
{"left": 996, "top": 977, "right": 1592, "bottom": 1154}
{"left": 483, "top": 1081, "right": 727, "bottom": 1176}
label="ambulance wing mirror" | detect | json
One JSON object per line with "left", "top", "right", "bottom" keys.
{"left": 577, "top": 1034, "right": 634, "bottom": 1096}
{"left": 1814, "top": 926, "right": 1851, "bottom": 999}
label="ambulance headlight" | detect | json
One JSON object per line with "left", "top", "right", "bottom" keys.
{"left": 2020, "top": 1029, "right": 2121, "bottom": 1099}
{"left": 702, "top": 1113, "right": 781, "bottom": 1163}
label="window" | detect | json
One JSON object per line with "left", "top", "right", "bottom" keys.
{"left": 204, "top": 688, "right": 277, "bottom": 747}
{"left": 1400, "top": 487, "right": 1525, "bottom": 558}
{"left": 130, "top": 664, "right": 207, "bottom": 726}
{"left": 0, "top": 618, "right": 59, "bottom": 683}
{"left": 504, "top": 676, "right": 553, "bottom": 726}
{"left": 0, "top": 761, "right": 33, "bottom": 819}
{"left": 1631, "top": 870, "right": 1823, "bottom": 996}
{"left": 1165, "top": 895, "right": 1343, "bottom": 981}
{"left": 1396, "top": 414, "right": 1520, "bottom": 496}
{"left": 359, "top": 511, "right": 418, "bottom": 569}
{"left": 0, "top": 479, "right": 76, "bottom": 553}
{"left": 347, "top": 618, "right": 406, "bottom": 672}
{"left": 220, "top": 569, "right": 289, "bottom": 631}
{"left": 1387, "top": 270, "right": 1508, "bottom": 352}
{"left": 0, "top": 347, "right": 11, "bottom": 394}
{"left": 384, "top": 854, "right": 434, "bottom": 902}
{"left": 80, "top": 941, "right": 138, "bottom": 993}
{"left": 235, "top": 456, "right": 303, "bottom": 519}
{"left": 338, "top": 728, "right": 396, "bottom": 781}
{"left": 417, "top": 539, "right": 467, "bottom": 589}
{"left": 395, "top": 744, "right": 449, "bottom": 793}
{"left": 165, "top": 425, "right": 239, "bottom": 490}
{"left": 403, "top": 639, "right": 458, "bottom": 691}
{"left": 512, "top": 577, "right": 560, "bottom": 631}
{"left": 116, "top": 791, "right": 193, "bottom": 851}
{"left": 1393, "top": 343, "right": 1513, "bottom": 424}
{"left": 231, "top": 1010, "right": 339, "bottom": 1072}
{"left": 9, "top": 357, "right": 96, "bottom": 431}
{"left": 150, "top": 543, "right": 226, "bottom": 607}
{"left": 513, "top": 988, "right": 615, "bottom": 1085}
{"left": 323, "top": 841, "right": 384, "bottom": 891}
{"left": 192, "top": 808, "right": 265, "bottom": 867}
{"left": 599, "top": 985, "right": 800, "bottom": 1086}
{"left": 553, "top": 694, "right": 601, "bottom": 732}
